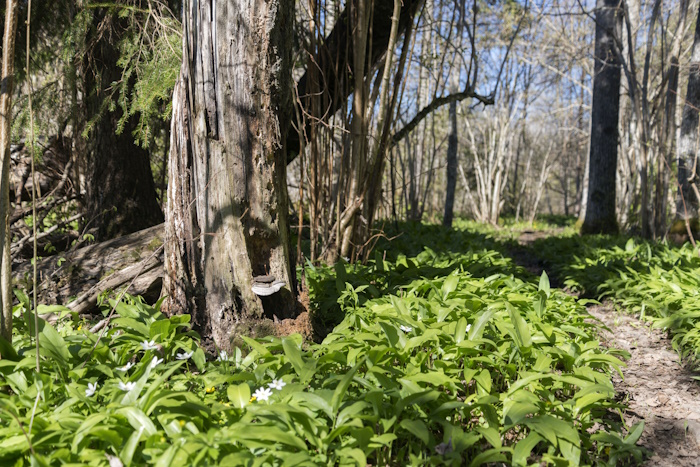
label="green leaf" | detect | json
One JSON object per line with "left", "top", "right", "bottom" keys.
{"left": 116, "top": 406, "right": 157, "bottom": 436}
{"left": 455, "top": 317, "right": 467, "bottom": 344}
{"left": 240, "top": 336, "right": 271, "bottom": 357}
{"left": 40, "top": 321, "right": 72, "bottom": 365}
{"left": 476, "top": 426, "right": 502, "bottom": 449}
{"left": 331, "top": 358, "right": 364, "bottom": 414}
{"left": 506, "top": 303, "right": 532, "bottom": 350}
{"left": 512, "top": 433, "right": 543, "bottom": 466}
{"left": 379, "top": 322, "right": 399, "bottom": 348}
{"left": 469, "top": 308, "right": 495, "bottom": 340}
{"left": 0, "top": 335, "right": 18, "bottom": 361}
{"left": 227, "top": 383, "right": 251, "bottom": 409}
{"left": 538, "top": 271, "right": 551, "bottom": 297}
{"left": 282, "top": 336, "right": 305, "bottom": 377}
{"left": 624, "top": 421, "right": 644, "bottom": 445}
{"left": 442, "top": 274, "right": 459, "bottom": 299}
{"left": 400, "top": 419, "right": 429, "bottom": 444}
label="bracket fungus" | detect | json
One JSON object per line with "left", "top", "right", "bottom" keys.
{"left": 251, "top": 275, "right": 286, "bottom": 297}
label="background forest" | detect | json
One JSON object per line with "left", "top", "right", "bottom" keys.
{"left": 0, "top": 0, "right": 699, "bottom": 465}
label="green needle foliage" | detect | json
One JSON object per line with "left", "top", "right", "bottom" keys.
{"left": 0, "top": 223, "right": 645, "bottom": 466}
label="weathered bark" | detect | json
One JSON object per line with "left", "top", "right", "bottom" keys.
{"left": 581, "top": 0, "right": 622, "bottom": 235}
{"left": 163, "top": 1, "right": 296, "bottom": 349}
{"left": 656, "top": 0, "right": 689, "bottom": 237}
{"left": 13, "top": 224, "right": 165, "bottom": 312}
{"left": 84, "top": 11, "right": 163, "bottom": 241}
{"left": 675, "top": 4, "right": 700, "bottom": 231}
{"left": 0, "top": 0, "right": 18, "bottom": 342}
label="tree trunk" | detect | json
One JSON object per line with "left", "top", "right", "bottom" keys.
{"left": 581, "top": 0, "right": 622, "bottom": 235}
{"left": 84, "top": 11, "right": 163, "bottom": 241}
{"left": 163, "top": 0, "right": 296, "bottom": 349}
{"left": 443, "top": 77, "right": 459, "bottom": 228}
{"left": 0, "top": 0, "right": 18, "bottom": 342}
{"left": 289, "top": 0, "right": 424, "bottom": 162}
{"left": 674, "top": 4, "right": 700, "bottom": 233}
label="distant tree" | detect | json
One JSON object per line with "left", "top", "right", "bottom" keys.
{"left": 674, "top": 4, "right": 700, "bottom": 234}
{"left": 581, "top": 0, "right": 623, "bottom": 235}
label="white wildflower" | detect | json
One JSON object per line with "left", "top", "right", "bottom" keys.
{"left": 176, "top": 351, "right": 193, "bottom": 360}
{"left": 268, "top": 379, "right": 286, "bottom": 390}
{"left": 85, "top": 382, "right": 98, "bottom": 397}
{"left": 466, "top": 324, "right": 472, "bottom": 333}
{"left": 150, "top": 356, "right": 164, "bottom": 368}
{"left": 116, "top": 362, "right": 134, "bottom": 372}
{"left": 400, "top": 325, "right": 413, "bottom": 333}
{"left": 253, "top": 387, "right": 273, "bottom": 402}
{"left": 119, "top": 381, "right": 136, "bottom": 392}
{"left": 217, "top": 350, "right": 229, "bottom": 362}
{"left": 141, "top": 340, "right": 158, "bottom": 351}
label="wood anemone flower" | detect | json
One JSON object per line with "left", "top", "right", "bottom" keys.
{"left": 251, "top": 275, "right": 286, "bottom": 297}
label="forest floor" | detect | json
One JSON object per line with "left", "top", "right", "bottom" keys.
{"left": 514, "top": 229, "right": 700, "bottom": 466}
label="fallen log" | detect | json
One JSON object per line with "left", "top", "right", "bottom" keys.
{"left": 13, "top": 223, "right": 165, "bottom": 313}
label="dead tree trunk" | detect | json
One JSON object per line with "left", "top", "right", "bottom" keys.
{"left": 162, "top": 0, "right": 296, "bottom": 349}
{"left": 674, "top": 4, "right": 700, "bottom": 235}
{"left": 581, "top": 0, "right": 623, "bottom": 235}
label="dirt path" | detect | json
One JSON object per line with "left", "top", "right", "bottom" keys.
{"left": 512, "top": 230, "right": 700, "bottom": 465}
{"left": 589, "top": 303, "right": 700, "bottom": 466}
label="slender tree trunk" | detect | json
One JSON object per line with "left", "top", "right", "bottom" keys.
{"left": 84, "top": 11, "right": 163, "bottom": 240}
{"left": 443, "top": 85, "right": 458, "bottom": 228}
{"left": 163, "top": 0, "right": 296, "bottom": 349}
{"left": 0, "top": 0, "right": 18, "bottom": 342}
{"left": 675, "top": 4, "right": 700, "bottom": 233}
{"left": 581, "top": 0, "right": 622, "bottom": 235}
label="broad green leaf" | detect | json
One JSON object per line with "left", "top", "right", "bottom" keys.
{"left": 506, "top": 303, "right": 532, "bottom": 350}
{"left": 40, "top": 321, "right": 72, "bottom": 365}
{"left": 331, "top": 358, "right": 364, "bottom": 413}
{"left": 624, "top": 421, "right": 645, "bottom": 445}
{"left": 282, "top": 336, "right": 305, "bottom": 377}
{"left": 227, "top": 383, "right": 251, "bottom": 409}
{"left": 512, "top": 433, "right": 543, "bottom": 466}
{"left": 400, "top": 419, "right": 429, "bottom": 444}
{"left": 469, "top": 308, "right": 495, "bottom": 340}
{"left": 503, "top": 400, "right": 538, "bottom": 427}
{"left": 117, "top": 406, "right": 157, "bottom": 436}
{"left": 240, "top": 336, "right": 271, "bottom": 357}
{"left": 476, "top": 426, "right": 502, "bottom": 449}
{"left": 379, "top": 322, "right": 399, "bottom": 348}
{"left": 538, "top": 271, "right": 550, "bottom": 297}
{"left": 455, "top": 317, "right": 467, "bottom": 344}
{"left": 442, "top": 274, "right": 459, "bottom": 299}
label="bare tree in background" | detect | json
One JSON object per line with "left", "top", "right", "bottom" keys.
{"left": 581, "top": 0, "right": 623, "bottom": 235}
{"left": 675, "top": 3, "right": 700, "bottom": 235}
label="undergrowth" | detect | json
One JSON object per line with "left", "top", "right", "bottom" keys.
{"left": 531, "top": 231, "right": 700, "bottom": 371}
{"left": 0, "top": 221, "right": 645, "bottom": 465}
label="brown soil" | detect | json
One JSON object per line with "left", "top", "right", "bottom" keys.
{"left": 589, "top": 303, "right": 700, "bottom": 466}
